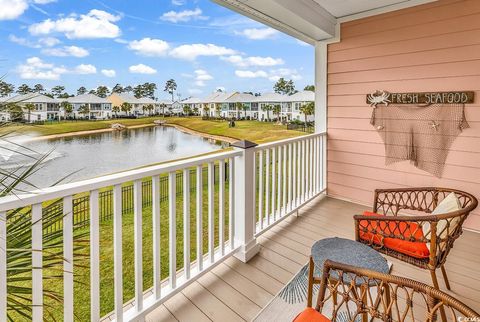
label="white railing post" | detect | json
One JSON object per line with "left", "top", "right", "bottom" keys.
{"left": 232, "top": 140, "right": 260, "bottom": 263}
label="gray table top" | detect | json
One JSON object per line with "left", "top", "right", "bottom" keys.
{"left": 311, "top": 237, "right": 389, "bottom": 285}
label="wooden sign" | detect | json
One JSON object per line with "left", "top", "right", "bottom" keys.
{"left": 366, "top": 91, "right": 474, "bottom": 107}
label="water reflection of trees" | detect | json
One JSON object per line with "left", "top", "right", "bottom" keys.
{"left": 167, "top": 129, "right": 177, "bottom": 153}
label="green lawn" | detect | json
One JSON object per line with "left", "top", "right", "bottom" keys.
{"left": 165, "top": 117, "right": 304, "bottom": 144}
{"left": 1, "top": 117, "right": 305, "bottom": 144}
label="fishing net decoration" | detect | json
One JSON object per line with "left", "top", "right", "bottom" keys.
{"left": 370, "top": 104, "right": 469, "bottom": 178}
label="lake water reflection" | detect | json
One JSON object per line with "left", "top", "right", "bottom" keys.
{"left": 21, "top": 126, "right": 223, "bottom": 188}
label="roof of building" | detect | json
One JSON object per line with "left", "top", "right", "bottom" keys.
{"left": 253, "top": 92, "right": 285, "bottom": 103}
{"left": 3, "top": 93, "right": 59, "bottom": 104}
{"left": 67, "top": 94, "right": 111, "bottom": 104}
{"left": 202, "top": 91, "right": 235, "bottom": 103}
{"left": 182, "top": 97, "right": 203, "bottom": 104}
{"left": 283, "top": 90, "right": 315, "bottom": 102}
{"left": 225, "top": 92, "right": 256, "bottom": 103}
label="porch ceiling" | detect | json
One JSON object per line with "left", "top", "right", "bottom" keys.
{"left": 212, "top": 0, "right": 437, "bottom": 44}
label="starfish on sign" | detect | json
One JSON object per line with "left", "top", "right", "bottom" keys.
{"left": 429, "top": 120, "right": 440, "bottom": 131}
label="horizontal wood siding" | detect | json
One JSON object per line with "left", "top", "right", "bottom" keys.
{"left": 327, "top": 0, "right": 480, "bottom": 231}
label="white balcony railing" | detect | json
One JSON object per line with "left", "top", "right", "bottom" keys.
{"left": 0, "top": 132, "right": 326, "bottom": 322}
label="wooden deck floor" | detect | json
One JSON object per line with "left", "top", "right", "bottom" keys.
{"left": 145, "top": 196, "right": 480, "bottom": 322}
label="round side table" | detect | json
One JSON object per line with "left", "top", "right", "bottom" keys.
{"left": 307, "top": 237, "right": 389, "bottom": 314}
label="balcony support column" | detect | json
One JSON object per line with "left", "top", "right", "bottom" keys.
{"left": 315, "top": 41, "right": 328, "bottom": 133}
{"left": 232, "top": 140, "right": 260, "bottom": 263}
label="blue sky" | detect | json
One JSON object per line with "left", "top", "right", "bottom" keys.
{"left": 0, "top": 0, "right": 314, "bottom": 100}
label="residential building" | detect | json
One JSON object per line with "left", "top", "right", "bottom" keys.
{"left": 1, "top": 93, "right": 60, "bottom": 122}
{"left": 108, "top": 93, "right": 158, "bottom": 116}
{"left": 66, "top": 94, "right": 112, "bottom": 119}
{"left": 180, "top": 97, "right": 202, "bottom": 115}
{"left": 223, "top": 92, "right": 256, "bottom": 119}
{"left": 157, "top": 100, "right": 173, "bottom": 115}
{"left": 285, "top": 90, "right": 315, "bottom": 122}
{"left": 201, "top": 91, "right": 236, "bottom": 117}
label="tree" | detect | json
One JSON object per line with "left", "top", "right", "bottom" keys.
{"left": 24, "top": 103, "right": 35, "bottom": 122}
{"left": 142, "top": 82, "right": 157, "bottom": 99}
{"left": 183, "top": 104, "right": 191, "bottom": 116}
{"left": 0, "top": 81, "right": 15, "bottom": 97}
{"left": 261, "top": 104, "right": 273, "bottom": 121}
{"left": 88, "top": 89, "right": 96, "bottom": 95}
{"left": 242, "top": 103, "right": 249, "bottom": 119}
{"left": 193, "top": 106, "right": 199, "bottom": 115}
{"left": 77, "top": 86, "right": 87, "bottom": 95}
{"left": 164, "top": 79, "right": 177, "bottom": 102}
{"left": 51, "top": 85, "right": 65, "bottom": 98}
{"left": 273, "top": 104, "right": 282, "bottom": 122}
{"left": 124, "top": 85, "right": 133, "bottom": 94}
{"left": 112, "top": 105, "right": 120, "bottom": 117}
{"left": 304, "top": 85, "right": 315, "bottom": 92}
{"left": 96, "top": 86, "right": 110, "bottom": 98}
{"left": 33, "top": 84, "right": 45, "bottom": 93}
{"left": 78, "top": 104, "right": 90, "bottom": 119}
{"left": 299, "top": 101, "right": 315, "bottom": 124}
{"left": 203, "top": 105, "right": 210, "bottom": 118}
{"left": 159, "top": 103, "right": 167, "bottom": 116}
{"left": 112, "top": 84, "right": 124, "bottom": 94}
{"left": 17, "top": 84, "right": 32, "bottom": 95}
{"left": 215, "top": 103, "right": 222, "bottom": 118}
{"left": 274, "top": 77, "right": 296, "bottom": 95}
{"left": 146, "top": 104, "right": 154, "bottom": 115}
{"left": 133, "top": 85, "right": 144, "bottom": 99}
{"left": 61, "top": 101, "right": 73, "bottom": 119}
{"left": 6, "top": 103, "right": 24, "bottom": 121}
{"left": 120, "top": 102, "right": 132, "bottom": 115}
{"left": 235, "top": 102, "right": 242, "bottom": 119}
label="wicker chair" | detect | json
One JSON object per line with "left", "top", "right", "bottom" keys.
{"left": 305, "top": 260, "right": 480, "bottom": 322}
{"left": 353, "top": 187, "right": 477, "bottom": 292}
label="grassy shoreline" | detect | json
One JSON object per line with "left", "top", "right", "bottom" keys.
{"left": 1, "top": 116, "right": 305, "bottom": 144}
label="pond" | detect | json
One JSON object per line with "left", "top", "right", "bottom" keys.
{"left": 3, "top": 126, "right": 224, "bottom": 189}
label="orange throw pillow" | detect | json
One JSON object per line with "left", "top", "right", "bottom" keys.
{"left": 359, "top": 211, "right": 430, "bottom": 259}
{"left": 293, "top": 308, "right": 331, "bottom": 322}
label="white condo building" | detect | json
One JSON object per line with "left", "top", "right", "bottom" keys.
{"left": 66, "top": 94, "right": 112, "bottom": 120}
{"left": 0, "top": 93, "right": 60, "bottom": 122}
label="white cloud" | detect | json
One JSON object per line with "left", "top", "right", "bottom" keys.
{"left": 268, "top": 68, "right": 302, "bottom": 81}
{"left": 129, "top": 64, "right": 157, "bottom": 74}
{"left": 193, "top": 69, "right": 213, "bottom": 87}
{"left": 128, "top": 38, "right": 170, "bottom": 56}
{"left": 235, "top": 70, "right": 268, "bottom": 78}
{"left": 171, "top": 0, "right": 185, "bottom": 5}
{"left": 188, "top": 88, "right": 203, "bottom": 95}
{"left": 38, "top": 37, "right": 60, "bottom": 46}
{"left": 74, "top": 64, "right": 97, "bottom": 74}
{"left": 33, "top": 0, "right": 56, "bottom": 3}
{"left": 170, "top": 43, "right": 236, "bottom": 61}
{"left": 0, "top": 0, "right": 28, "bottom": 20}
{"left": 235, "top": 27, "right": 279, "bottom": 40}
{"left": 160, "top": 8, "right": 207, "bottom": 23}
{"left": 29, "top": 9, "right": 121, "bottom": 39}
{"left": 101, "top": 69, "right": 116, "bottom": 77}
{"left": 221, "top": 55, "right": 284, "bottom": 67}
{"left": 42, "top": 45, "right": 89, "bottom": 57}
{"left": 17, "top": 57, "right": 64, "bottom": 80}
{"left": 9, "top": 34, "right": 61, "bottom": 48}
{"left": 17, "top": 57, "right": 98, "bottom": 80}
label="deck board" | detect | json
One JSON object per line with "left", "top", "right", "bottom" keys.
{"left": 147, "top": 196, "right": 480, "bottom": 321}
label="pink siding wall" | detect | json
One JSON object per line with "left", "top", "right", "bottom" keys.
{"left": 326, "top": 0, "right": 480, "bottom": 231}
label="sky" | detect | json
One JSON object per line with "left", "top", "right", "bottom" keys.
{"left": 0, "top": 0, "right": 314, "bottom": 100}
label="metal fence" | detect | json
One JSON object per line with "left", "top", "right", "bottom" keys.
{"left": 287, "top": 123, "right": 314, "bottom": 133}
{"left": 39, "top": 164, "right": 226, "bottom": 234}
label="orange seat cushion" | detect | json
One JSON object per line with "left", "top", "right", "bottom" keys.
{"left": 293, "top": 308, "right": 331, "bottom": 322}
{"left": 359, "top": 211, "right": 430, "bottom": 259}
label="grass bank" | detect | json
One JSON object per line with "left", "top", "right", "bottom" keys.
{"left": 1, "top": 117, "right": 305, "bottom": 144}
